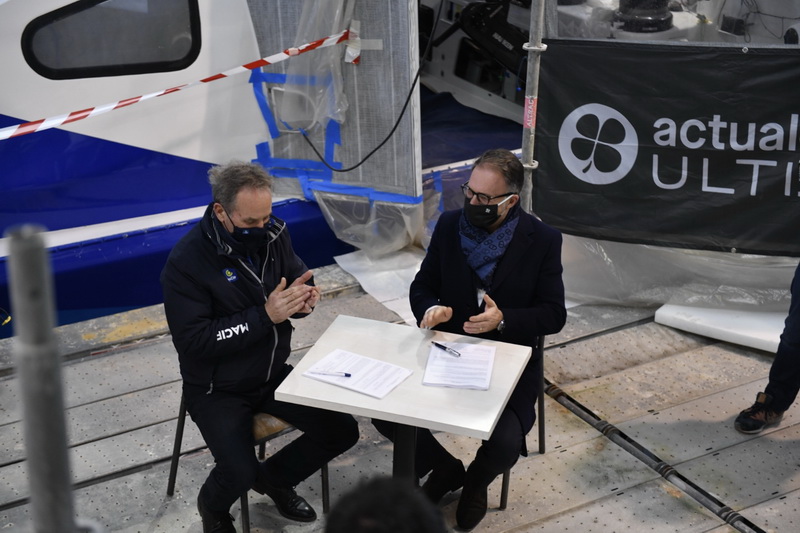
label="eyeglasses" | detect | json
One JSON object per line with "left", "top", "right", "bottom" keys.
{"left": 460, "top": 182, "right": 516, "bottom": 206}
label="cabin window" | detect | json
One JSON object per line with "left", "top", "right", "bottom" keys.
{"left": 22, "top": 0, "right": 200, "bottom": 79}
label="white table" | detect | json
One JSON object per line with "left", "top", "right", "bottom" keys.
{"left": 275, "top": 315, "right": 533, "bottom": 479}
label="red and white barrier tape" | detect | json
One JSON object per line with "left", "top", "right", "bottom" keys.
{"left": 0, "top": 28, "right": 352, "bottom": 141}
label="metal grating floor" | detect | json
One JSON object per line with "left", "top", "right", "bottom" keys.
{"left": 1, "top": 279, "right": 797, "bottom": 532}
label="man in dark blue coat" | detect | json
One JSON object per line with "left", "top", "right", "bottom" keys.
{"left": 374, "top": 149, "right": 566, "bottom": 530}
{"left": 735, "top": 261, "right": 800, "bottom": 434}
{"left": 161, "top": 161, "right": 358, "bottom": 532}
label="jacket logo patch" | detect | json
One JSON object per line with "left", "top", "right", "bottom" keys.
{"left": 216, "top": 323, "right": 249, "bottom": 341}
{"left": 223, "top": 268, "right": 238, "bottom": 282}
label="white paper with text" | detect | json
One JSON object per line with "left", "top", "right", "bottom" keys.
{"left": 302, "top": 348, "right": 412, "bottom": 399}
{"left": 423, "top": 342, "right": 495, "bottom": 390}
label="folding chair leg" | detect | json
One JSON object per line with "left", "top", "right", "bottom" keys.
{"left": 166, "top": 396, "right": 187, "bottom": 496}
{"left": 321, "top": 463, "right": 330, "bottom": 514}
{"left": 537, "top": 336, "right": 546, "bottom": 455}
{"left": 240, "top": 493, "right": 250, "bottom": 533}
{"left": 538, "top": 382, "right": 546, "bottom": 455}
{"left": 499, "top": 469, "right": 511, "bottom": 510}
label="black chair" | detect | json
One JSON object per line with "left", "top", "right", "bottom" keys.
{"left": 499, "top": 335, "right": 545, "bottom": 509}
{"left": 166, "top": 396, "right": 330, "bottom": 533}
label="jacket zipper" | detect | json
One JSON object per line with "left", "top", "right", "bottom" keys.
{"left": 235, "top": 245, "right": 279, "bottom": 383}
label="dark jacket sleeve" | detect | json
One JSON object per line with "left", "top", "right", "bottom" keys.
{"left": 409, "top": 215, "right": 449, "bottom": 326}
{"left": 499, "top": 226, "right": 566, "bottom": 349}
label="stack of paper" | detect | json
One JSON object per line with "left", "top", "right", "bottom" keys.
{"left": 422, "top": 342, "right": 495, "bottom": 390}
{"left": 302, "top": 348, "right": 412, "bottom": 399}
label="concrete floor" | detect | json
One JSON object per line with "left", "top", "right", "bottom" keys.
{"left": 0, "top": 264, "right": 793, "bottom": 533}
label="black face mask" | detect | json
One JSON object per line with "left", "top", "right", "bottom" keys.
{"left": 231, "top": 224, "right": 270, "bottom": 250}
{"left": 463, "top": 196, "right": 512, "bottom": 229}
{"left": 223, "top": 209, "right": 272, "bottom": 252}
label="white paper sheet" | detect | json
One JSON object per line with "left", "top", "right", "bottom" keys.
{"left": 302, "top": 348, "right": 413, "bottom": 399}
{"left": 422, "top": 342, "right": 495, "bottom": 390}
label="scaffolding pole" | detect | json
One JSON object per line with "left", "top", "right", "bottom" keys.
{"left": 520, "top": 0, "right": 548, "bottom": 214}
{"left": 7, "top": 225, "right": 102, "bottom": 533}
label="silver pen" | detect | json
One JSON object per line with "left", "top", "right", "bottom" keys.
{"left": 431, "top": 341, "right": 461, "bottom": 358}
{"left": 309, "top": 371, "right": 352, "bottom": 377}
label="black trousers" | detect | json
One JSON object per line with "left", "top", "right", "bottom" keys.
{"left": 372, "top": 406, "right": 527, "bottom": 485}
{"left": 184, "top": 364, "right": 359, "bottom": 515}
{"left": 766, "top": 262, "right": 800, "bottom": 411}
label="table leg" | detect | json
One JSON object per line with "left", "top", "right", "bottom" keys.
{"left": 392, "top": 423, "right": 417, "bottom": 482}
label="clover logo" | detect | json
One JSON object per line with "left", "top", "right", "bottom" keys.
{"left": 558, "top": 103, "right": 638, "bottom": 185}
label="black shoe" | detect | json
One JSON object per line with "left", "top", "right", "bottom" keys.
{"left": 422, "top": 459, "right": 465, "bottom": 504}
{"left": 735, "top": 392, "right": 785, "bottom": 434}
{"left": 252, "top": 478, "right": 317, "bottom": 522}
{"left": 197, "top": 494, "right": 236, "bottom": 533}
{"left": 455, "top": 471, "right": 489, "bottom": 531}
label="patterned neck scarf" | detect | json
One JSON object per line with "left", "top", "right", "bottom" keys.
{"left": 459, "top": 204, "right": 520, "bottom": 289}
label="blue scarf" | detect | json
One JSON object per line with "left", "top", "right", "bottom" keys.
{"left": 459, "top": 205, "right": 520, "bottom": 289}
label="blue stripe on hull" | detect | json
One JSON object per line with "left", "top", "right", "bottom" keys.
{"left": 0, "top": 114, "right": 214, "bottom": 233}
{"left": 0, "top": 117, "right": 354, "bottom": 338}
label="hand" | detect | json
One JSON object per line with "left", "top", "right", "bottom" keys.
{"left": 420, "top": 305, "right": 453, "bottom": 329}
{"left": 265, "top": 270, "right": 315, "bottom": 323}
{"left": 464, "top": 294, "right": 503, "bottom": 335}
{"left": 304, "top": 284, "right": 321, "bottom": 313}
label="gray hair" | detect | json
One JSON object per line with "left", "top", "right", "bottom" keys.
{"left": 472, "top": 149, "right": 523, "bottom": 193}
{"left": 208, "top": 161, "right": 274, "bottom": 212}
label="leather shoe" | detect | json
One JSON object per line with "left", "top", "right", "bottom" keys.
{"left": 253, "top": 478, "right": 317, "bottom": 522}
{"left": 197, "top": 493, "right": 235, "bottom": 533}
{"left": 455, "top": 479, "right": 488, "bottom": 531}
{"left": 422, "top": 459, "right": 465, "bottom": 504}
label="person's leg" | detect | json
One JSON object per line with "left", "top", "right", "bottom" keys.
{"left": 737, "top": 263, "right": 800, "bottom": 433}
{"left": 457, "top": 408, "right": 525, "bottom": 530}
{"left": 257, "top": 397, "right": 359, "bottom": 487}
{"left": 184, "top": 386, "right": 258, "bottom": 518}
{"left": 765, "top": 267, "right": 800, "bottom": 410}
{"left": 372, "top": 419, "right": 456, "bottom": 478}
{"left": 372, "top": 418, "right": 465, "bottom": 503}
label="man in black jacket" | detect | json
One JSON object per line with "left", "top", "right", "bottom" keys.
{"left": 161, "top": 161, "right": 359, "bottom": 532}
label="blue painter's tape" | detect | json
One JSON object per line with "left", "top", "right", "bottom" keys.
{"left": 430, "top": 170, "right": 445, "bottom": 212}
{"left": 325, "top": 120, "right": 341, "bottom": 166}
{"left": 250, "top": 70, "right": 281, "bottom": 139}
{"left": 256, "top": 72, "right": 289, "bottom": 84}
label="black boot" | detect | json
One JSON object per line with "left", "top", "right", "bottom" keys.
{"left": 252, "top": 477, "right": 317, "bottom": 522}
{"left": 197, "top": 493, "right": 236, "bottom": 533}
{"left": 422, "top": 458, "right": 465, "bottom": 504}
{"left": 455, "top": 463, "right": 493, "bottom": 531}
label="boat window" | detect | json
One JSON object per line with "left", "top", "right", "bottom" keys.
{"left": 22, "top": 0, "right": 200, "bottom": 79}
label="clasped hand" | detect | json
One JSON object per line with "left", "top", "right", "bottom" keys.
{"left": 265, "top": 270, "right": 319, "bottom": 323}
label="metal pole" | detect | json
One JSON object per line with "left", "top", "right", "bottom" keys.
{"left": 544, "top": 379, "right": 766, "bottom": 533}
{"left": 7, "top": 225, "right": 102, "bottom": 533}
{"left": 520, "top": 0, "right": 548, "bottom": 214}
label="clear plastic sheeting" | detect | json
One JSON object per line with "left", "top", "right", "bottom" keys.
{"left": 419, "top": 157, "right": 477, "bottom": 250}
{"left": 562, "top": 236, "right": 797, "bottom": 312}
{"left": 276, "top": 0, "right": 349, "bottom": 130}
{"left": 246, "top": 0, "right": 423, "bottom": 255}
{"left": 313, "top": 190, "right": 423, "bottom": 258}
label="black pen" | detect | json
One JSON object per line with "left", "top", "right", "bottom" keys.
{"left": 431, "top": 341, "right": 461, "bottom": 358}
{"left": 308, "top": 371, "right": 352, "bottom": 377}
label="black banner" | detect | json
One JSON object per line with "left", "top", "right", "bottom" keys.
{"left": 534, "top": 39, "right": 800, "bottom": 256}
